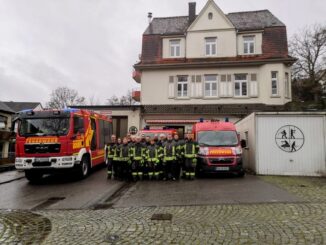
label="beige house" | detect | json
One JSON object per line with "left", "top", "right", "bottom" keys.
{"left": 133, "top": 0, "right": 296, "bottom": 136}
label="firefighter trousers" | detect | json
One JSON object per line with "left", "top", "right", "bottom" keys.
{"left": 131, "top": 160, "right": 143, "bottom": 181}
{"left": 184, "top": 158, "right": 196, "bottom": 180}
{"left": 107, "top": 158, "right": 114, "bottom": 177}
{"left": 163, "top": 160, "right": 179, "bottom": 180}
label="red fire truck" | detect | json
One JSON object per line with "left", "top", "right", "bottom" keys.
{"left": 14, "top": 109, "right": 112, "bottom": 182}
{"left": 192, "top": 121, "right": 245, "bottom": 177}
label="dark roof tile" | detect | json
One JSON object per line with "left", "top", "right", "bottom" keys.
{"left": 3, "top": 102, "right": 41, "bottom": 113}
{"left": 0, "top": 102, "right": 15, "bottom": 114}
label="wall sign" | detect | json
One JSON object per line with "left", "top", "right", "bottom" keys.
{"left": 275, "top": 125, "right": 304, "bottom": 153}
{"left": 129, "top": 126, "right": 138, "bottom": 135}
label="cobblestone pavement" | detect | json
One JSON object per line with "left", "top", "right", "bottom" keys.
{"left": 0, "top": 176, "right": 325, "bottom": 244}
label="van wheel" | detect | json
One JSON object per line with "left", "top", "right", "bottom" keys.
{"left": 78, "top": 156, "right": 90, "bottom": 179}
{"left": 25, "top": 170, "right": 43, "bottom": 183}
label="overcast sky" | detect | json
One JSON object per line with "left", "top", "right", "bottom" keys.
{"left": 0, "top": 0, "right": 325, "bottom": 105}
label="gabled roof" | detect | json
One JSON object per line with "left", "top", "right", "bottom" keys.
{"left": 0, "top": 102, "right": 15, "bottom": 114}
{"left": 144, "top": 10, "right": 285, "bottom": 35}
{"left": 3, "top": 101, "right": 42, "bottom": 113}
{"left": 227, "top": 10, "right": 285, "bottom": 31}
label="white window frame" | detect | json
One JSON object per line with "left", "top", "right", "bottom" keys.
{"left": 169, "top": 39, "right": 181, "bottom": 57}
{"left": 204, "top": 75, "right": 218, "bottom": 97}
{"left": 271, "top": 71, "right": 279, "bottom": 96}
{"left": 205, "top": 37, "right": 217, "bottom": 56}
{"left": 234, "top": 74, "right": 248, "bottom": 97}
{"left": 243, "top": 36, "right": 255, "bottom": 54}
{"left": 177, "top": 76, "right": 188, "bottom": 98}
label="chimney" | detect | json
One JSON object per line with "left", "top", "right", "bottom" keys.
{"left": 148, "top": 12, "right": 153, "bottom": 24}
{"left": 188, "top": 2, "right": 196, "bottom": 24}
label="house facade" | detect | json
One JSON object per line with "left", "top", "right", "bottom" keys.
{"left": 133, "top": 0, "right": 296, "bottom": 136}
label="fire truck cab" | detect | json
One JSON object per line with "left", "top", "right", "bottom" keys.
{"left": 14, "top": 109, "right": 112, "bottom": 182}
{"left": 193, "top": 121, "right": 245, "bottom": 177}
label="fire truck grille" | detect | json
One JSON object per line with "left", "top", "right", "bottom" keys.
{"left": 32, "top": 161, "right": 52, "bottom": 167}
{"left": 24, "top": 144, "right": 61, "bottom": 154}
{"left": 210, "top": 158, "right": 234, "bottom": 165}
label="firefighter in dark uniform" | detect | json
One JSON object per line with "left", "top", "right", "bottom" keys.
{"left": 130, "top": 136, "right": 146, "bottom": 181}
{"left": 118, "top": 137, "right": 132, "bottom": 181}
{"left": 106, "top": 134, "right": 117, "bottom": 179}
{"left": 145, "top": 138, "right": 163, "bottom": 180}
{"left": 183, "top": 134, "right": 199, "bottom": 180}
{"left": 163, "top": 134, "right": 177, "bottom": 181}
{"left": 173, "top": 134, "right": 183, "bottom": 179}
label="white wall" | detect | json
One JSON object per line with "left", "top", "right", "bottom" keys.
{"left": 235, "top": 113, "right": 257, "bottom": 171}
{"left": 141, "top": 63, "right": 290, "bottom": 105}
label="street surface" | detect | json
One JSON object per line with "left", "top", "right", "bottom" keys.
{"left": 0, "top": 167, "right": 325, "bottom": 244}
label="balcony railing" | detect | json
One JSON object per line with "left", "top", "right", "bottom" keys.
{"left": 132, "top": 70, "right": 142, "bottom": 83}
{"left": 132, "top": 90, "right": 141, "bottom": 102}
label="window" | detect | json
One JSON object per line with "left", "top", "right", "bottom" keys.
{"left": 204, "top": 75, "right": 218, "bottom": 97}
{"left": 205, "top": 37, "right": 217, "bottom": 56}
{"left": 90, "top": 118, "right": 97, "bottom": 150}
{"left": 0, "top": 115, "right": 7, "bottom": 129}
{"left": 208, "top": 12, "right": 213, "bottom": 20}
{"left": 271, "top": 71, "right": 278, "bottom": 96}
{"left": 234, "top": 74, "right": 248, "bottom": 97}
{"left": 73, "top": 116, "right": 84, "bottom": 134}
{"left": 177, "top": 76, "right": 188, "bottom": 97}
{"left": 243, "top": 36, "right": 255, "bottom": 54}
{"left": 99, "top": 120, "right": 111, "bottom": 149}
{"left": 169, "top": 39, "right": 180, "bottom": 57}
{"left": 285, "top": 72, "right": 290, "bottom": 98}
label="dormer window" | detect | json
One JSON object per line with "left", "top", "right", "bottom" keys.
{"left": 205, "top": 37, "right": 217, "bottom": 56}
{"left": 208, "top": 12, "right": 213, "bottom": 20}
{"left": 169, "top": 39, "right": 181, "bottom": 57}
{"left": 243, "top": 36, "right": 255, "bottom": 54}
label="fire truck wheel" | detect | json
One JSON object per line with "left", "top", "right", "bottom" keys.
{"left": 25, "top": 170, "right": 43, "bottom": 183}
{"left": 78, "top": 155, "right": 90, "bottom": 179}
{"left": 236, "top": 169, "right": 245, "bottom": 178}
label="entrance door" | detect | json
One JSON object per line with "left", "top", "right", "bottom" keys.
{"left": 112, "top": 116, "right": 128, "bottom": 138}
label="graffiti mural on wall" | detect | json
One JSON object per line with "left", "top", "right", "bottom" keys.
{"left": 275, "top": 125, "right": 304, "bottom": 153}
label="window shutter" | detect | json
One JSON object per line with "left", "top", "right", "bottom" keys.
{"left": 220, "top": 75, "right": 227, "bottom": 97}
{"left": 168, "top": 76, "right": 175, "bottom": 98}
{"left": 191, "top": 75, "right": 196, "bottom": 98}
{"left": 249, "top": 73, "right": 258, "bottom": 97}
{"left": 227, "top": 74, "right": 233, "bottom": 97}
{"left": 195, "top": 75, "right": 202, "bottom": 98}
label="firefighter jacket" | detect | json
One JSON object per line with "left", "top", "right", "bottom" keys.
{"left": 173, "top": 139, "right": 184, "bottom": 159}
{"left": 146, "top": 144, "right": 163, "bottom": 163}
{"left": 106, "top": 143, "right": 117, "bottom": 159}
{"left": 163, "top": 140, "right": 176, "bottom": 161}
{"left": 183, "top": 141, "right": 199, "bottom": 158}
{"left": 130, "top": 142, "right": 146, "bottom": 162}
{"left": 117, "top": 143, "right": 132, "bottom": 162}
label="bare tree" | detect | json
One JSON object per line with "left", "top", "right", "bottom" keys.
{"left": 290, "top": 24, "right": 326, "bottom": 102}
{"left": 47, "top": 87, "right": 85, "bottom": 109}
{"left": 106, "top": 90, "right": 138, "bottom": 105}
{"left": 88, "top": 95, "right": 100, "bottom": 105}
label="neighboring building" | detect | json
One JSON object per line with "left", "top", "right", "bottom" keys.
{"left": 133, "top": 0, "right": 296, "bottom": 135}
{"left": 0, "top": 101, "right": 42, "bottom": 163}
{"left": 0, "top": 102, "right": 15, "bottom": 162}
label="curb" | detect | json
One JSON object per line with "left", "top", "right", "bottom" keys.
{"left": 0, "top": 165, "right": 16, "bottom": 173}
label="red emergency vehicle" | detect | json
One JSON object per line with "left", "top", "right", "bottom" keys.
{"left": 14, "top": 109, "right": 112, "bottom": 182}
{"left": 140, "top": 128, "right": 177, "bottom": 138}
{"left": 192, "top": 121, "right": 245, "bottom": 177}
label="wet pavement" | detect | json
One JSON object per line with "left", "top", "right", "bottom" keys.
{"left": 0, "top": 169, "right": 326, "bottom": 244}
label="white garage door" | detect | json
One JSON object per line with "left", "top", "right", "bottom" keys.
{"left": 257, "top": 115, "right": 326, "bottom": 176}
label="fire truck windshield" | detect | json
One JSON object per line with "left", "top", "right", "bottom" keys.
{"left": 19, "top": 118, "right": 70, "bottom": 137}
{"left": 198, "top": 130, "right": 238, "bottom": 147}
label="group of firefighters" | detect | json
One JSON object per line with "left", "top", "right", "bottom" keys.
{"left": 105, "top": 133, "right": 199, "bottom": 181}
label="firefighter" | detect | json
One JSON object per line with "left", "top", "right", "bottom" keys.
{"left": 153, "top": 134, "right": 159, "bottom": 144}
{"left": 157, "top": 134, "right": 167, "bottom": 147}
{"left": 145, "top": 136, "right": 151, "bottom": 146}
{"left": 145, "top": 138, "right": 163, "bottom": 180}
{"left": 130, "top": 135, "right": 146, "bottom": 181}
{"left": 183, "top": 134, "right": 199, "bottom": 180}
{"left": 173, "top": 134, "right": 183, "bottom": 179}
{"left": 162, "top": 134, "right": 177, "bottom": 181}
{"left": 118, "top": 137, "right": 132, "bottom": 181}
{"left": 106, "top": 134, "right": 117, "bottom": 179}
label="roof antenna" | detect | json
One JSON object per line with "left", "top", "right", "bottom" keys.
{"left": 148, "top": 12, "right": 153, "bottom": 24}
